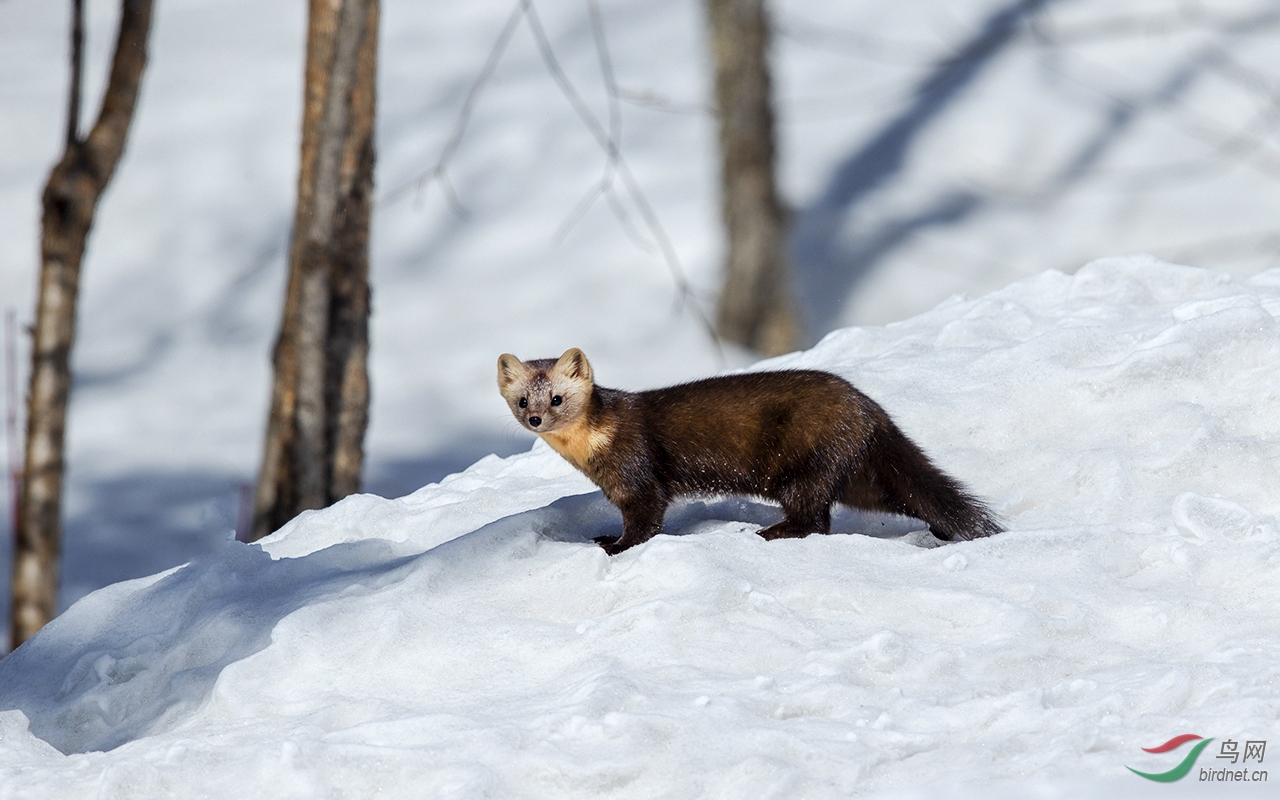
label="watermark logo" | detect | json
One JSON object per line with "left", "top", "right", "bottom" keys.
{"left": 1128, "top": 734, "right": 1214, "bottom": 782}
{"left": 1128, "top": 734, "right": 1268, "bottom": 783}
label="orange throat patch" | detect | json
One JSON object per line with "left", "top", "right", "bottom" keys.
{"left": 539, "top": 418, "right": 613, "bottom": 474}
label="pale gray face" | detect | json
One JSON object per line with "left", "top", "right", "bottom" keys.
{"left": 506, "top": 371, "right": 564, "bottom": 432}
{"left": 497, "top": 350, "right": 594, "bottom": 434}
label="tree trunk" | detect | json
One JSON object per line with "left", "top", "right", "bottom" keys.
{"left": 250, "top": 0, "right": 377, "bottom": 542}
{"left": 12, "top": 0, "right": 153, "bottom": 650}
{"left": 705, "top": 0, "right": 799, "bottom": 356}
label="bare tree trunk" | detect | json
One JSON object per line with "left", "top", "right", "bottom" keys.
{"left": 12, "top": 0, "right": 153, "bottom": 650}
{"left": 705, "top": 0, "right": 798, "bottom": 356}
{"left": 250, "top": 0, "right": 377, "bottom": 542}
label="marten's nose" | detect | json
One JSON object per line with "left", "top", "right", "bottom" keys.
{"left": 528, "top": 416, "right": 542, "bottom": 427}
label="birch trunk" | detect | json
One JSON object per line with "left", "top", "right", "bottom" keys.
{"left": 12, "top": 0, "right": 153, "bottom": 649}
{"left": 250, "top": 0, "right": 377, "bottom": 542}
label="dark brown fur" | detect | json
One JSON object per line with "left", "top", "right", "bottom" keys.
{"left": 497, "top": 349, "right": 1000, "bottom": 555}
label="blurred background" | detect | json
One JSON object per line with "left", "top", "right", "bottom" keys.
{"left": 3, "top": 0, "right": 1280, "bottom": 637}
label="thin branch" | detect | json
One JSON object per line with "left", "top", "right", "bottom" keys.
{"left": 588, "top": 0, "right": 621, "bottom": 157}
{"left": 1212, "top": 52, "right": 1280, "bottom": 108}
{"left": 1030, "top": 6, "right": 1280, "bottom": 45}
{"left": 1051, "top": 45, "right": 1280, "bottom": 183}
{"left": 522, "top": 0, "right": 721, "bottom": 352}
{"left": 552, "top": 0, "right": 647, "bottom": 249}
{"left": 377, "top": 1, "right": 526, "bottom": 213}
{"left": 616, "top": 87, "right": 711, "bottom": 115}
{"left": 378, "top": 0, "right": 721, "bottom": 353}
{"left": 67, "top": 0, "right": 84, "bottom": 147}
{"left": 552, "top": 180, "right": 607, "bottom": 243}
{"left": 521, "top": 2, "right": 610, "bottom": 156}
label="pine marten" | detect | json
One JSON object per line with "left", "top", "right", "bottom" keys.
{"left": 497, "top": 348, "right": 1000, "bottom": 555}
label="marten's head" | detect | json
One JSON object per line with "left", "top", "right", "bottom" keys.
{"left": 497, "top": 348, "right": 595, "bottom": 434}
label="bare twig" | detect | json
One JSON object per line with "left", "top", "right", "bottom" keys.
{"left": 552, "top": 0, "right": 646, "bottom": 249}
{"left": 1212, "top": 52, "right": 1280, "bottom": 109}
{"left": 1044, "top": 43, "right": 1280, "bottom": 183}
{"left": 522, "top": 0, "right": 721, "bottom": 353}
{"left": 552, "top": 176, "right": 652, "bottom": 252}
{"left": 377, "top": 1, "right": 526, "bottom": 213}
{"left": 67, "top": 0, "right": 84, "bottom": 146}
{"left": 589, "top": 0, "right": 621, "bottom": 155}
{"left": 1030, "top": 6, "right": 1280, "bottom": 45}
{"left": 616, "top": 87, "right": 711, "bottom": 115}
{"left": 381, "top": 0, "right": 720, "bottom": 351}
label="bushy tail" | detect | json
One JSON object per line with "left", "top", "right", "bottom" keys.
{"left": 846, "top": 413, "right": 1001, "bottom": 541}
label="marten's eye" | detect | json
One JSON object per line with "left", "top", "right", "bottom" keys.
{"left": 551, "top": 395, "right": 562, "bottom": 406}
{"left": 518, "top": 397, "right": 527, "bottom": 408}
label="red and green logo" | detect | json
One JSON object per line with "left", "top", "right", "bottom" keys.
{"left": 1128, "top": 734, "right": 1214, "bottom": 782}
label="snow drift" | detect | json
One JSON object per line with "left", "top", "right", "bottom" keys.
{"left": 2, "top": 258, "right": 1279, "bottom": 798}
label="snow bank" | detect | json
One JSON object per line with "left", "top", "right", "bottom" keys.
{"left": 2, "top": 258, "right": 1280, "bottom": 797}
{"left": 8, "top": 0, "right": 1280, "bottom": 621}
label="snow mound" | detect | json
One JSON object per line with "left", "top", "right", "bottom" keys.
{"left": 2, "top": 258, "right": 1280, "bottom": 797}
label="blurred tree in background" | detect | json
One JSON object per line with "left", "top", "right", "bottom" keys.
{"left": 250, "top": 0, "right": 378, "bottom": 542}
{"left": 12, "top": 0, "right": 154, "bottom": 649}
{"left": 705, "top": 0, "right": 799, "bottom": 356}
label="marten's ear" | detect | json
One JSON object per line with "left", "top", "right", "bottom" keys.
{"left": 497, "top": 354, "right": 528, "bottom": 392}
{"left": 552, "top": 348, "right": 593, "bottom": 384}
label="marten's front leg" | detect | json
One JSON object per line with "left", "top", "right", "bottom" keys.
{"left": 595, "top": 493, "right": 667, "bottom": 555}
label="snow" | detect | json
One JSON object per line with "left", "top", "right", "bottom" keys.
{"left": 3, "top": 0, "right": 1280, "bottom": 792}
{"left": 2, "top": 257, "right": 1279, "bottom": 796}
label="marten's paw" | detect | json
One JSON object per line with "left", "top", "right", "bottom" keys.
{"left": 756, "top": 521, "right": 816, "bottom": 541}
{"left": 593, "top": 534, "right": 629, "bottom": 556}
